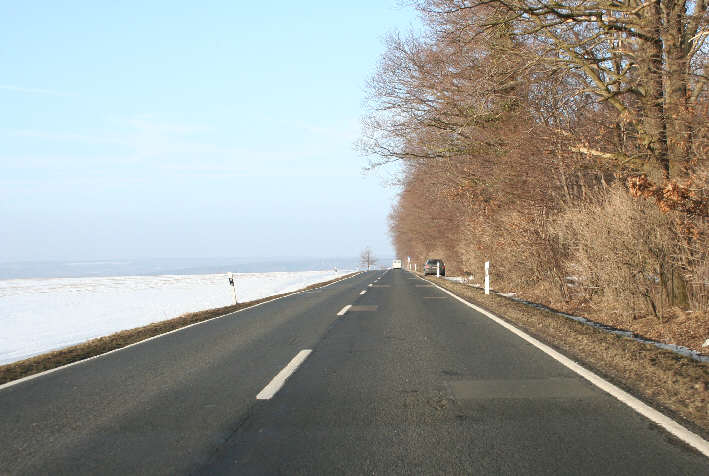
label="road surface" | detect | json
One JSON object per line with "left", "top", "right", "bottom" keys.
{"left": 1, "top": 270, "right": 707, "bottom": 474}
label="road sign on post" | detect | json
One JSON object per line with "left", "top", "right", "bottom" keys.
{"left": 228, "top": 272, "right": 237, "bottom": 304}
{"left": 484, "top": 261, "right": 490, "bottom": 295}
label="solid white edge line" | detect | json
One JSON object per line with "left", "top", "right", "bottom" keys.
{"left": 337, "top": 304, "right": 352, "bottom": 316}
{"left": 0, "top": 272, "right": 366, "bottom": 392}
{"left": 256, "top": 349, "right": 312, "bottom": 400}
{"left": 421, "top": 275, "right": 709, "bottom": 459}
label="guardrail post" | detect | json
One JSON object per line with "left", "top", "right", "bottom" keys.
{"left": 228, "top": 272, "right": 237, "bottom": 304}
{"left": 484, "top": 261, "right": 490, "bottom": 295}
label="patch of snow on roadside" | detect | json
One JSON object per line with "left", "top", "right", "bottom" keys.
{"left": 444, "top": 276, "right": 481, "bottom": 287}
{"left": 451, "top": 281, "right": 709, "bottom": 363}
{"left": 506, "top": 295, "right": 709, "bottom": 363}
{"left": 0, "top": 269, "right": 352, "bottom": 365}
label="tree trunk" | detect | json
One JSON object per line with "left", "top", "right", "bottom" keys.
{"left": 663, "top": 0, "right": 693, "bottom": 177}
{"left": 639, "top": 0, "right": 670, "bottom": 178}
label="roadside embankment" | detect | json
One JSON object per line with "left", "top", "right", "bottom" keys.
{"left": 425, "top": 275, "right": 709, "bottom": 436}
{"left": 0, "top": 273, "right": 358, "bottom": 386}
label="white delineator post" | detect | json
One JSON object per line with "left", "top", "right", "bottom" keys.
{"left": 228, "top": 272, "right": 237, "bottom": 304}
{"left": 436, "top": 262, "right": 440, "bottom": 277}
{"left": 408, "top": 256, "right": 411, "bottom": 270}
{"left": 414, "top": 263, "right": 417, "bottom": 272}
{"left": 484, "top": 261, "right": 490, "bottom": 295}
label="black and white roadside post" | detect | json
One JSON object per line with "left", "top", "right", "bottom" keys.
{"left": 228, "top": 272, "right": 237, "bottom": 304}
{"left": 484, "top": 261, "right": 490, "bottom": 295}
{"left": 436, "top": 262, "right": 440, "bottom": 277}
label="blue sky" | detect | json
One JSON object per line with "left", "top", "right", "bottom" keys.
{"left": 1, "top": 1, "right": 417, "bottom": 262}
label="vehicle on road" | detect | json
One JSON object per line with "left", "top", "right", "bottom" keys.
{"left": 423, "top": 259, "right": 445, "bottom": 276}
{"left": 392, "top": 259, "right": 402, "bottom": 269}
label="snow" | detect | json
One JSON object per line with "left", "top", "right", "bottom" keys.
{"left": 443, "top": 276, "right": 709, "bottom": 364}
{"left": 0, "top": 269, "right": 352, "bottom": 365}
{"left": 444, "top": 276, "right": 481, "bottom": 286}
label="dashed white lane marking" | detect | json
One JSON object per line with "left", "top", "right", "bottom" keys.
{"left": 256, "top": 349, "right": 312, "bottom": 400}
{"left": 368, "top": 284, "right": 373, "bottom": 287}
{"left": 423, "top": 276, "right": 709, "bottom": 459}
{"left": 337, "top": 304, "right": 352, "bottom": 316}
{"left": 0, "top": 271, "right": 366, "bottom": 394}
{"left": 360, "top": 290, "right": 367, "bottom": 295}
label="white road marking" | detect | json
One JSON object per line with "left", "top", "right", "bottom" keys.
{"left": 422, "top": 276, "right": 709, "bottom": 459}
{"left": 0, "top": 272, "right": 366, "bottom": 393}
{"left": 360, "top": 290, "right": 367, "bottom": 295}
{"left": 337, "top": 304, "right": 352, "bottom": 316}
{"left": 256, "top": 349, "right": 312, "bottom": 400}
{"left": 368, "top": 284, "right": 373, "bottom": 287}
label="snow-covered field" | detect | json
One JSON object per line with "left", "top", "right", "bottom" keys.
{"left": 0, "top": 269, "right": 352, "bottom": 365}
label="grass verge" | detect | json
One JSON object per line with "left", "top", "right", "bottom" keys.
{"left": 425, "top": 276, "right": 709, "bottom": 437}
{"left": 0, "top": 272, "right": 358, "bottom": 386}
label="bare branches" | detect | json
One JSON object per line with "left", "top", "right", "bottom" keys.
{"left": 359, "top": 247, "right": 378, "bottom": 270}
{"left": 363, "top": 0, "right": 708, "bottom": 320}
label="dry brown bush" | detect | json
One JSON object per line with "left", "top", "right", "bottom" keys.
{"left": 553, "top": 185, "right": 693, "bottom": 322}
{"left": 457, "top": 207, "right": 568, "bottom": 305}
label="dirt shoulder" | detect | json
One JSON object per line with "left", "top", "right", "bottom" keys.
{"left": 0, "top": 272, "right": 359, "bottom": 386}
{"left": 580, "top": 301, "right": 708, "bottom": 355}
{"left": 425, "top": 275, "right": 709, "bottom": 437}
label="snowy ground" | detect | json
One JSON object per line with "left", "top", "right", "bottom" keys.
{"left": 0, "top": 269, "right": 352, "bottom": 365}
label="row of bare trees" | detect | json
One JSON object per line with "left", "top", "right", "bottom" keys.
{"left": 361, "top": 0, "right": 708, "bottom": 321}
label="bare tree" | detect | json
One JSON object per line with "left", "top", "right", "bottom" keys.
{"left": 360, "top": 247, "right": 378, "bottom": 270}
{"left": 418, "top": 0, "right": 708, "bottom": 179}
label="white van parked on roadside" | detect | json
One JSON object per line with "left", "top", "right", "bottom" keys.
{"left": 392, "top": 259, "right": 402, "bottom": 269}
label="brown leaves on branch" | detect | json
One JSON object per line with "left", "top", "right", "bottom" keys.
{"left": 627, "top": 174, "right": 708, "bottom": 218}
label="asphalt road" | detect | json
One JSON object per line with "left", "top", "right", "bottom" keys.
{"left": 1, "top": 270, "right": 707, "bottom": 475}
